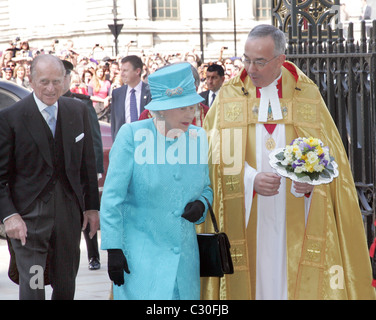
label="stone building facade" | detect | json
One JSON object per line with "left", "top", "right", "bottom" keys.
{"left": 0, "top": 0, "right": 371, "bottom": 63}
{"left": 0, "top": 0, "right": 272, "bottom": 62}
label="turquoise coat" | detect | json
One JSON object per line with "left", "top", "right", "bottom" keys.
{"left": 100, "top": 119, "right": 213, "bottom": 300}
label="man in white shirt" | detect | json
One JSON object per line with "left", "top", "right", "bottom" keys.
{"left": 0, "top": 55, "right": 99, "bottom": 299}
{"left": 110, "top": 55, "right": 151, "bottom": 140}
{"left": 200, "top": 64, "right": 225, "bottom": 107}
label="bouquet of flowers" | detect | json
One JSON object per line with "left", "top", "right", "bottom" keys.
{"left": 269, "top": 137, "right": 338, "bottom": 185}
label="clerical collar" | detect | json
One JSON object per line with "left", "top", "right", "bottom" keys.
{"left": 258, "top": 73, "right": 282, "bottom": 123}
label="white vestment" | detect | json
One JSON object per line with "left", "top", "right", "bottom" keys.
{"left": 243, "top": 87, "right": 312, "bottom": 300}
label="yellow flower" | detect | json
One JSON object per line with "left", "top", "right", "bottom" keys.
{"left": 305, "top": 163, "right": 315, "bottom": 173}
{"left": 305, "top": 137, "right": 319, "bottom": 147}
{"left": 316, "top": 145, "right": 324, "bottom": 156}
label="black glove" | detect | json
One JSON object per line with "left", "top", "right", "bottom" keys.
{"left": 182, "top": 200, "right": 205, "bottom": 223}
{"left": 107, "top": 249, "right": 130, "bottom": 286}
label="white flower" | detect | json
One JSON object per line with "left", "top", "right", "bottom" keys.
{"left": 307, "top": 151, "right": 318, "bottom": 164}
{"left": 284, "top": 146, "right": 294, "bottom": 164}
{"left": 313, "top": 163, "right": 325, "bottom": 172}
{"left": 323, "top": 147, "right": 330, "bottom": 162}
{"left": 284, "top": 145, "right": 293, "bottom": 155}
{"left": 294, "top": 165, "right": 305, "bottom": 173}
{"left": 294, "top": 149, "right": 302, "bottom": 160}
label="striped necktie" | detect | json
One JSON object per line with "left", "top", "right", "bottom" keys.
{"left": 130, "top": 88, "right": 138, "bottom": 122}
{"left": 210, "top": 92, "right": 216, "bottom": 106}
{"left": 45, "top": 105, "right": 56, "bottom": 137}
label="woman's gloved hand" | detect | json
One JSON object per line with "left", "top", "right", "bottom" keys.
{"left": 107, "top": 249, "right": 130, "bottom": 286}
{"left": 182, "top": 200, "right": 205, "bottom": 223}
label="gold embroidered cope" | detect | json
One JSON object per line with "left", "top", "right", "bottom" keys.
{"left": 200, "top": 62, "right": 375, "bottom": 300}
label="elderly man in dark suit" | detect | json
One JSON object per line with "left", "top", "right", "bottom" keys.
{"left": 110, "top": 55, "right": 151, "bottom": 141}
{"left": 0, "top": 54, "right": 100, "bottom": 300}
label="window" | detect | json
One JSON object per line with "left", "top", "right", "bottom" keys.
{"left": 152, "top": 0, "right": 180, "bottom": 20}
{"left": 203, "top": 0, "right": 230, "bottom": 19}
{"left": 256, "top": 0, "right": 271, "bottom": 20}
{"left": 203, "top": 0, "right": 229, "bottom": 3}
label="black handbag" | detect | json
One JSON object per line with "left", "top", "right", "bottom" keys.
{"left": 197, "top": 197, "right": 234, "bottom": 277}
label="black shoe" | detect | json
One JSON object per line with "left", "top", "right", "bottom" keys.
{"left": 88, "top": 257, "right": 101, "bottom": 270}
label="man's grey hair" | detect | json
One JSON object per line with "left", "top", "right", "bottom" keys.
{"left": 247, "top": 24, "right": 286, "bottom": 56}
{"left": 30, "top": 54, "right": 66, "bottom": 80}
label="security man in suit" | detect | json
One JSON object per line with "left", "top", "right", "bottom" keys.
{"left": 110, "top": 55, "right": 151, "bottom": 141}
{"left": 199, "top": 64, "right": 225, "bottom": 107}
{"left": 0, "top": 54, "right": 100, "bottom": 300}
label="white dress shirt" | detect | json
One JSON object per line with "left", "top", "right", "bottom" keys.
{"left": 209, "top": 89, "right": 220, "bottom": 107}
{"left": 33, "top": 92, "right": 58, "bottom": 122}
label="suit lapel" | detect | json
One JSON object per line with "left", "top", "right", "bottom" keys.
{"left": 140, "top": 82, "right": 148, "bottom": 114}
{"left": 58, "top": 98, "right": 74, "bottom": 168}
{"left": 119, "top": 85, "right": 127, "bottom": 123}
{"left": 204, "top": 91, "right": 210, "bottom": 106}
{"left": 22, "top": 95, "right": 53, "bottom": 167}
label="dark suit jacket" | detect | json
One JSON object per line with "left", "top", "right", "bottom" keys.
{"left": 64, "top": 91, "right": 104, "bottom": 174}
{"left": 199, "top": 90, "right": 210, "bottom": 107}
{"left": 0, "top": 94, "right": 100, "bottom": 221}
{"left": 363, "top": 5, "right": 372, "bottom": 20}
{"left": 110, "top": 82, "right": 151, "bottom": 141}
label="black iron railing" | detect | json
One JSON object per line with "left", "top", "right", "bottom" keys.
{"left": 273, "top": 0, "right": 340, "bottom": 40}
{"left": 285, "top": 21, "right": 376, "bottom": 247}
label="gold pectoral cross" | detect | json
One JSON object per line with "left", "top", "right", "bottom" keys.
{"left": 265, "top": 137, "right": 276, "bottom": 151}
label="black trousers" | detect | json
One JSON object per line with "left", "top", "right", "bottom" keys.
{"left": 83, "top": 224, "right": 99, "bottom": 261}
{"left": 10, "top": 181, "right": 82, "bottom": 300}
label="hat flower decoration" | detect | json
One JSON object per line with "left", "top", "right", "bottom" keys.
{"left": 146, "top": 62, "right": 203, "bottom": 111}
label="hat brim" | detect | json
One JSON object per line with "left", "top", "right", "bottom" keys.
{"left": 146, "top": 93, "right": 204, "bottom": 111}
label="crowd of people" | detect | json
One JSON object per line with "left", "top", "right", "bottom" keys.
{"left": 0, "top": 37, "right": 244, "bottom": 123}
{"left": 0, "top": 25, "right": 375, "bottom": 301}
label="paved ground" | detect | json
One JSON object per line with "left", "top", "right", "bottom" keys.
{"left": 0, "top": 231, "right": 112, "bottom": 300}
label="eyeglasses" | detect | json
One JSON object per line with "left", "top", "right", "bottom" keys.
{"left": 242, "top": 54, "right": 279, "bottom": 69}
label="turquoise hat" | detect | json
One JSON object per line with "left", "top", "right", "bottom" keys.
{"left": 146, "top": 62, "right": 204, "bottom": 111}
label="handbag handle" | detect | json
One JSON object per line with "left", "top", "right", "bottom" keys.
{"left": 203, "top": 197, "right": 219, "bottom": 234}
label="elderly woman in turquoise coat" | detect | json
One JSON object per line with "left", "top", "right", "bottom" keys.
{"left": 100, "top": 63, "right": 213, "bottom": 300}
